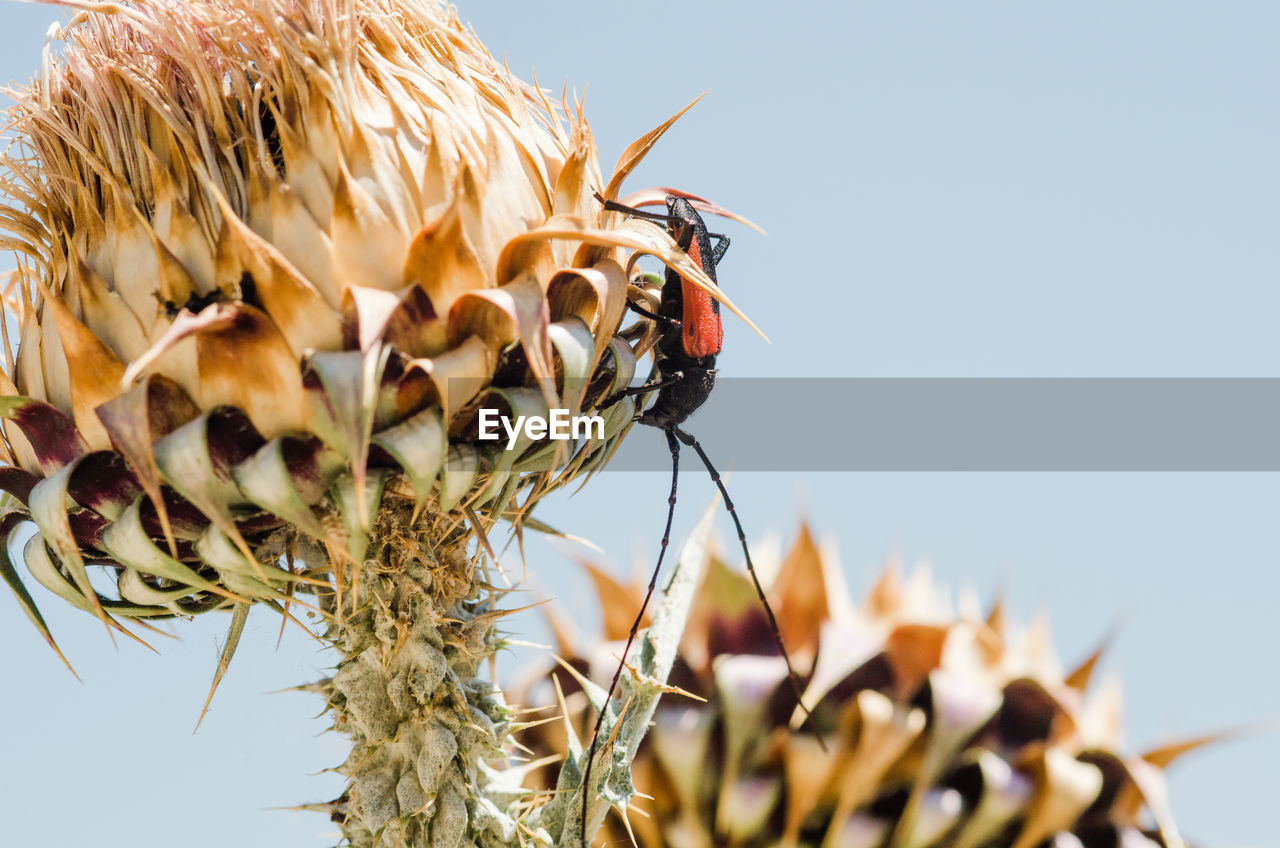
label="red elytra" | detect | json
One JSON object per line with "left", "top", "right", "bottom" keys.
{"left": 679, "top": 236, "right": 723, "bottom": 358}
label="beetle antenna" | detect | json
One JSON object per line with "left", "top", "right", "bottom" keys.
{"left": 594, "top": 191, "right": 678, "bottom": 226}
{"left": 672, "top": 425, "right": 821, "bottom": 740}
{"left": 580, "top": 428, "right": 682, "bottom": 848}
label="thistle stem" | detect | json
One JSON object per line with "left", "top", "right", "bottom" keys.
{"left": 305, "top": 503, "right": 529, "bottom": 848}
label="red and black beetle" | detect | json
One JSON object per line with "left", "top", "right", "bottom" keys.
{"left": 609, "top": 193, "right": 728, "bottom": 429}
{"left": 578, "top": 192, "right": 815, "bottom": 847}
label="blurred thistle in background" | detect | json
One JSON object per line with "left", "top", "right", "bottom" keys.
{"left": 522, "top": 519, "right": 1210, "bottom": 848}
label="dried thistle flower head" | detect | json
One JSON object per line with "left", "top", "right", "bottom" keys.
{"left": 0, "top": 0, "right": 732, "bottom": 646}
{"left": 522, "top": 523, "right": 1210, "bottom": 848}
{"left": 0, "top": 2, "right": 752, "bottom": 843}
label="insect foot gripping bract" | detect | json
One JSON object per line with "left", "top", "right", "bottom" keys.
{"left": 0, "top": 2, "right": 749, "bottom": 845}
{"left": 518, "top": 521, "right": 1212, "bottom": 848}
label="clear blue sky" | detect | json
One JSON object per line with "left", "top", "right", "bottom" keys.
{"left": 1, "top": 2, "right": 1276, "bottom": 845}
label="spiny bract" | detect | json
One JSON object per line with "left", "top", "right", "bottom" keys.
{"left": 521, "top": 523, "right": 1205, "bottom": 848}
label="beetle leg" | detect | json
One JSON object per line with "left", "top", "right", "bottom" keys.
{"left": 599, "top": 372, "right": 684, "bottom": 410}
{"left": 707, "top": 232, "right": 731, "bottom": 266}
{"left": 627, "top": 299, "right": 680, "bottom": 328}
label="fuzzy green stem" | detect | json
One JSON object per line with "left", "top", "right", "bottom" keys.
{"left": 304, "top": 503, "right": 530, "bottom": 848}
{"left": 301, "top": 497, "right": 708, "bottom": 848}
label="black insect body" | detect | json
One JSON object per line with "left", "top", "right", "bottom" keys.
{"left": 578, "top": 193, "right": 814, "bottom": 846}
{"left": 157, "top": 273, "right": 260, "bottom": 319}
{"left": 159, "top": 290, "right": 229, "bottom": 320}
{"left": 627, "top": 195, "right": 726, "bottom": 429}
